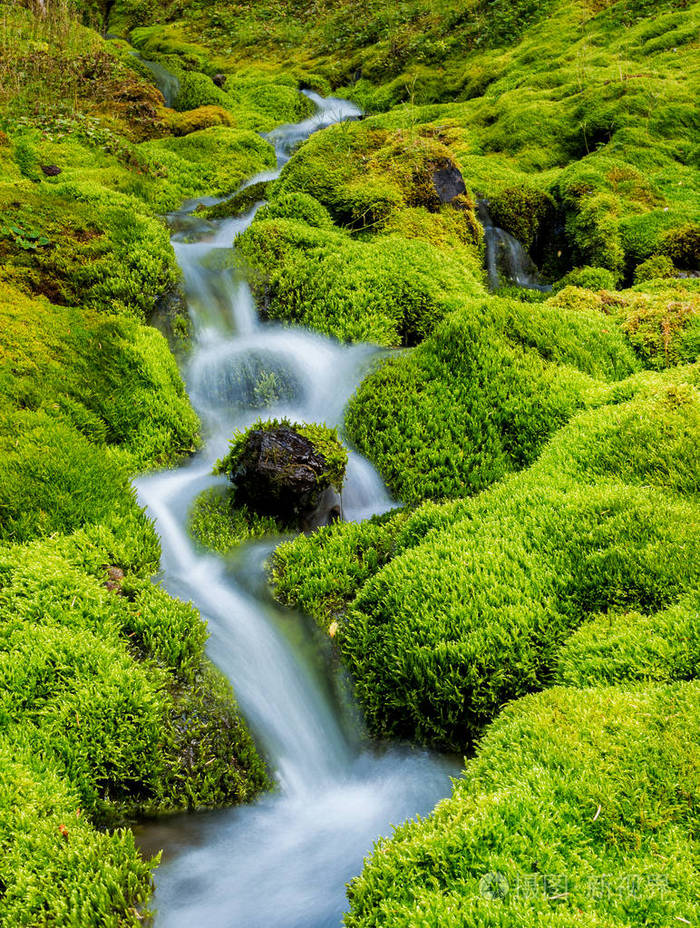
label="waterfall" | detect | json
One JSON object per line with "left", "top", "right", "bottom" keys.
{"left": 478, "top": 199, "right": 552, "bottom": 292}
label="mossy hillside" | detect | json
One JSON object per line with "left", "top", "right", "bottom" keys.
{"left": 237, "top": 122, "right": 486, "bottom": 346}
{"left": 123, "top": 24, "right": 321, "bottom": 132}
{"left": 343, "top": 480, "right": 699, "bottom": 750}
{"left": 109, "top": 0, "right": 700, "bottom": 284}
{"left": 344, "top": 682, "right": 700, "bottom": 928}
{"left": 346, "top": 292, "right": 639, "bottom": 503}
{"left": 0, "top": 538, "right": 269, "bottom": 921}
{"left": 0, "top": 285, "right": 270, "bottom": 919}
{"left": 239, "top": 215, "right": 483, "bottom": 346}
{"left": 0, "top": 283, "right": 197, "bottom": 477}
{"left": 273, "top": 368, "right": 700, "bottom": 750}
{"left": 0, "top": 5, "right": 279, "bottom": 327}
{"left": 0, "top": 6, "right": 278, "bottom": 920}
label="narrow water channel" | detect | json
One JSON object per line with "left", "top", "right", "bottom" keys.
{"left": 134, "top": 93, "right": 456, "bottom": 928}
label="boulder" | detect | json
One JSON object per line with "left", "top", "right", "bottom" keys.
{"left": 216, "top": 420, "right": 347, "bottom": 528}
{"left": 432, "top": 160, "right": 467, "bottom": 204}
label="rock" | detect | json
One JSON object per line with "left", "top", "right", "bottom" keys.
{"left": 104, "top": 565, "right": 125, "bottom": 594}
{"left": 40, "top": 164, "right": 61, "bottom": 177}
{"left": 432, "top": 160, "right": 466, "bottom": 204}
{"left": 301, "top": 485, "right": 343, "bottom": 532}
{"left": 217, "top": 421, "right": 347, "bottom": 527}
{"left": 212, "top": 73, "right": 227, "bottom": 88}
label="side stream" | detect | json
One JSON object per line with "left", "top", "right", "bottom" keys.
{"left": 135, "top": 93, "right": 456, "bottom": 928}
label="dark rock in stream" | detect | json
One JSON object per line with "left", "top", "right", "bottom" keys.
{"left": 218, "top": 423, "right": 347, "bottom": 528}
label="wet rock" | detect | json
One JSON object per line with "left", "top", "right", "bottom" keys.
{"left": 40, "top": 164, "right": 61, "bottom": 177}
{"left": 213, "top": 73, "right": 227, "bottom": 88}
{"left": 301, "top": 486, "right": 344, "bottom": 532}
{"left": 432, "top": 161, "right": 467, "bottom": 204}
{"left": 217, "top": 421, "right": 347, "bottom": 527}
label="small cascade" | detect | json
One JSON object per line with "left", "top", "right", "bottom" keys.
{"left": 135, "top": 89, "right": 455, "bottom": 927}
{"left": 478, "top": 199, "right": 552, "bottom": 292}
{"left": 136, "top": 55, "right": 181, "bottom": 107}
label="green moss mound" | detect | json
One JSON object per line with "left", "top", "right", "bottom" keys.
{"left": 346, "top": 294, "right": 639, "bottom": 503}
{"left": 240, "top": 218, "right": 483, "bottom": 345}
{"left": 189, "top": 485, "right": 284, "bottom": 556}
{"left": 555, "top": 592, "right": 700, "bottom": 688}
{"left": 345, "top": 683, "right": 700, "bottom": 927}
{"left": 275, "top": 366, "right": 700, "bottom": 750}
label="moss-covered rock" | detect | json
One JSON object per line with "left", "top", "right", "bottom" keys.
{"left": 215, "top": 419, "right": 348, "bottom": 528}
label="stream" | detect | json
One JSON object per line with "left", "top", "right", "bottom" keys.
{"left": 134, "top": 93, "right": 457, "bottom": 927}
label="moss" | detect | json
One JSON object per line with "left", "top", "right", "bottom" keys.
{"left": 197, "top": 180, "right": 270, "bottom": 220}
{"left": 139, "top": 127, "right": 275, "bottom": 202}
{"left": 258, "top": 192, "right": 335, "bottom": 229}
{"left": 161, "top": 104, "right": 235, "bottom": 135}
{"left": 634, "top": 254, "right": 676, "bottom": 283}
{"left": 189, "top": 485, "right": 283, "bottom": 556}
{"left": 662, "top": 222, "right": 700, "bottom": 271}
{"left": 487, "top": 184, "right": 555, "bottom": 250}
{"left": 555, "top": 593, "right": 700, "bottom": 687}
{"left": 614, "top": 283, "right": 700, "bottom": 369}
{"left": 345, "top": 294, "right": 638, "bottom": 504}
{"left": 276, "top": 362, "right": 699, "bottom": 750}
{"left": 0, "top": 733, "right": 155, "bottom": 926}
{"left": 173, "top": 70, "right": 233, "bottom": 111}
{"left": 0, "top": 182, "right": 178, "bottom": 318}
{"left": 239, "top": 217, "right": 483, "bottom": 346}
{"left": 345, "top": 683, "right": 700, "bottom": 927}
{"left": 271, "top": 509, "right": 410, "bottom": 632}
{"left": 555, "top": 266, "right": 619, "bottom": 292}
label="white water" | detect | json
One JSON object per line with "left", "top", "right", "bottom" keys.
{"left": 135, "top": 94, "right": 456, "bottom": 927}
{"left": 477, "top": 199, "right": 552, "bottom": 292}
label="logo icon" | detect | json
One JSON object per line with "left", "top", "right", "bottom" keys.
{"left": 479, "top": 871, "right": 509, "bottom": 900}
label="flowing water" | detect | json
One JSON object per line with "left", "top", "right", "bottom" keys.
{"left": 477, "top": 199, "right": 552, "bottom": 292}
{"left": 135, "top": 93, "right": 457, "bottom": 927}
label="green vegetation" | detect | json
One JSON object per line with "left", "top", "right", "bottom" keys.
{"left": 0, "top": 3, "right": 289, "bottom": 922}
{"left": 189, "top": 484, "right": 284, "bottom": 556}
{"left": 345, "top": 683, "right": 700, "bottom": 927}
{"left": 346, "top": 292, "right": 639, "bottom": 502}
{"left": 3, "top": 0, "right": 699, "bottom": 922}
{"left": 236, "top": 121, "right": 486, "bottom": 345}
{"left": 275, "top": 366, "right": 700, "bottom": 750}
